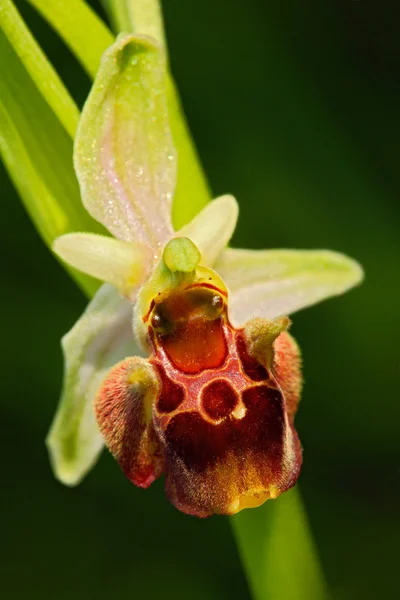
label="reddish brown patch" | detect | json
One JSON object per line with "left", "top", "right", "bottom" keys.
{"left": 201, "top": 379, "right": 238, "bottom": 420}
{"left": 160, "top": 317, "right": 227, "bottom": 374}
{"left": 153, "top": 362, "right": 185, "bottom": 413}
{"left": 236, "top": 332, "right": 269, "bottom": 381}
{"left": 164, "top": 384, "right": 285, "bottom": 473}
{"left": 241, "top": 386, "right": 285, "bottom": 456}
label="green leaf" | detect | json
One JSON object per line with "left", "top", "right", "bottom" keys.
{"left": 215, "top": 247, "right": 364, "bottom": 325}
{"left": 0, "top": 0, "right": 79, "bottom": 138}
{"left": 167, "top": 78, "right": 211, "bottom": 229}
{"left": 27, "top": 0, "right": 114, "bottom": 79}
{"left": 47, "top": 284, "right": 139, "bottom": 485}
{"left": 0, "top": 24, "right": 102, "bottom": 295}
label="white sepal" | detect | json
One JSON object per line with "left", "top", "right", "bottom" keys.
{"left": 215, "top": 247, "right": 364, "bottom": 325}
{"left": 46, "top": 284, "right": 141, "bottom": 486}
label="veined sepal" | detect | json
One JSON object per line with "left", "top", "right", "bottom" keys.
{"left": 215, "top": 247, "right": 364, "bottom": 325}
{"left": 46, "top": 284, "right": 139, "bottom": 486}
{"left": 74, "top": 33, "right": 176, "bottom": 247}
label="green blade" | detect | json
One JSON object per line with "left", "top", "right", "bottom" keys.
{"left": 232, "top": 488, "right": 329, "bottom": 600}
{"left": 0, "top": 0, "right": 79, "bottom": 137}
{"left": 27, "top": 0, "right": 114, "bottom": 78}
{"left": 0, "top": 26, "right": 101, "bottom": 295}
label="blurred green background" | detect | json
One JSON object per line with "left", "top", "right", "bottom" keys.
{"left": 2, "top": 1, "right": 399, "bottom": 599}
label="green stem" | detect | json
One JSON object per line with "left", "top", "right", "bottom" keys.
{"left": 232, "top": 488, "right": 329, "bottom": 600}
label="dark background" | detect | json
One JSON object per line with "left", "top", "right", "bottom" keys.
{"left": 2, "top": 1, "right": 399, "bottom": 599}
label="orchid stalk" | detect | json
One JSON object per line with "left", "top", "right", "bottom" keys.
{"left": 0, "top": 0, "right": 363, "bottom": 598}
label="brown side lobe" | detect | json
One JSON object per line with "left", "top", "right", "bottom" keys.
{"left": 236, "top": 332, "right": 269, "bottom": 381}
{"left": 95, "top": 358, "right": 164, "bottom": 489}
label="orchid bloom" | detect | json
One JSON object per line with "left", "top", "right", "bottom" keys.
{"left": 48, "top": 34, "right": 363, "bottom": 517}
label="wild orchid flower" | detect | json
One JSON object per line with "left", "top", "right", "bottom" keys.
{"left": 48, "top": 34, "right": 363, "bottom": 517}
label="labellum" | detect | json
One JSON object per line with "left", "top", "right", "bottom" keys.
{"left": 95, "top": 238, "right": 302, "bottom": 517}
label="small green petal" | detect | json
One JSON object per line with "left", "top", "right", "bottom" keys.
{"left": 74, "top": 33, "right": 176, "bottom": 247}
{"left": 54, "top": 233, "right": 152, "bottom": 298}
{"left": 177, "top": 195, "right": 238, "bottom": 266}
{"left": 215, "top": 248, "right": 364, "bottom": 325}
{"left": 46, "top": 284, "right": 139, "bottom": 486}
{"left": 0, "top": 2, "right": 103, "bottom": 297}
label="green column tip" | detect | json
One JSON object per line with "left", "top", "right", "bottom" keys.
{"left": 163, "top": 237, "right": 201, "bottom": 273}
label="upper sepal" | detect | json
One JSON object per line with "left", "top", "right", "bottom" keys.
{"left": 74, "top": 33, "right": 176, "bottom": 248}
